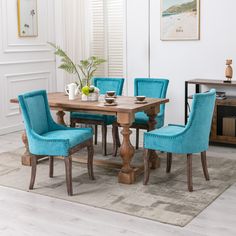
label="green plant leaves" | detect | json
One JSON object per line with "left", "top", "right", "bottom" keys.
{"left": 48, "top": 42, "right": 106, "bottom": 90}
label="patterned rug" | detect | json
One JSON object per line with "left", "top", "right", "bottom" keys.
{"left": 0, "top": 145, "right": 236, "bottom": 227}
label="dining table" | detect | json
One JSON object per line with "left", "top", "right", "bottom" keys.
{"left": 10, "top": 93, "right": 169, "bottom": 184}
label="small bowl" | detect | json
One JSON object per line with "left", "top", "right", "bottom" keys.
{"left": 105, "top": 97, "right": 115, "bottom": 104}
{"left": 106, "top": 91, "right": 116, "bottom": 97}
{"left": 136, "top": 96, "right": 146, "bottom": 102}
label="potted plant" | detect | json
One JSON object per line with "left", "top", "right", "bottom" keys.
{"left": 49, "top": 43, "right": 106, "bottom": 101}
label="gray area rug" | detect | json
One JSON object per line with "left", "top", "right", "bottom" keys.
{"left": 0, "top": 145, "right": 236, "bottom": 227}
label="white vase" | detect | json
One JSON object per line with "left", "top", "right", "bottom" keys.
{"left": 81, "top": 93, "right": 99, "bottom": 101}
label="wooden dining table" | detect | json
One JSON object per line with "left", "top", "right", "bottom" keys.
{"left": 11, "top": 93, "right": 169, "bottom": 184}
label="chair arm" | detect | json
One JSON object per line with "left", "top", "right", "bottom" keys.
{"left": 168, "top": 124, "right": 185, "bottom": 128}
{"left": 51, "top": 121, "right": 93, "bottom": 133}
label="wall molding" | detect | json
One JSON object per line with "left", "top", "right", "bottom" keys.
{"left": 4, "top": 71, "right": 51, "bottom": 117}
{"left": 0, "top": 123, "right": 24, "bottom": 136}
{"left": 1, "top": 0, "right": 53, "bottom": 53}
{"left": 0, "top": 59, "right": 55, "bottom": 65}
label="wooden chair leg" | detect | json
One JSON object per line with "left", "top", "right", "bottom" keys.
{"left": 94, "top": 125, "right": 98, "bottom": 145}
{"left": 87, "top": 140, "right": 95, "bottom": 180}
{"left": 136, "top": 128, "right": 139, "bottom": 150}
{"left": 70, "top": 119, "right": 76, "bottom": 128}
{"left": 49, "top": 156, "right": 54, "bottom": 178}
{"left": 64, "top": 157, "right": 73, "bottom": 196}
{"left": 187, "top": 154, "right": 193, "bottom": 192}
{"left": 166, "top": 153, "right": 172, "bottom": 173}
{"left": 143, "top": 149, "right": 151, "bottom": 185}
{"left": 101, "top": 124, "right": 107, "bottom": 156}
{"left": 112, "top": 124, "right": 118, "bottom": 157}
{"left": 201, "top": 151, "right": 210, "bottom": 181}
{"left": 29, "top": 155, "right": 37, "bottom": 190}
{"left": 116, "top": 126, "right": 121, "bottom": 147}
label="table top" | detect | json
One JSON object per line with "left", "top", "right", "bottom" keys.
{"left": 186, "top": 79, "right": 236, "bottom": 86}
{"left": 11, "top": 92, "right": 169, "bottom": 114}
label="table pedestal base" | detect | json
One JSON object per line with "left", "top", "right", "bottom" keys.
{"left": 118, "top": 170, "right": 135, "bottom": 184}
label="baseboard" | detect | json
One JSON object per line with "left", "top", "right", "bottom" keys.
{"left": 0, "top": 123, "right": 24, "bottom": 135}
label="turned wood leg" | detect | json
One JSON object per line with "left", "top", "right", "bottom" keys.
{"left": 143, "top": 149, "right": 151, "bottom": 185}
{"left": 49, "top": 157, "right": 54, "bottom": 178}
{"left": 146, "top": 112, "right": 159, "bottom": 169}
{"left": 166, "top": 153, "right": 172, "bottom": 173}
{"left": 118, "top": 124, "right": 135, "bottom": 184}
{"left": 87, "top": 140, "right": 95, "bottom": 180}
{"left": 101, "top": 124, "right": 107, "bottom": 156}
{"left": 56, "top": 110, "right": 66, "bottom": 126}
{"left": 187, "top": 154, "right": 193, "bottom": 192}
{"left": 21, "top": 131, "right": 32, "bottom": 166}
{"left": 201, "top": 151, "right": 210, "bottom": 181}
{"left": 64, "top": 157, "right": 73, "bottom": 196}
{"left": 136, "top": 128, "right": 139, "bottom": 150}
{"left": 94, "top": 125, "right": 98, "bottom": 145}
{"left": 29, "top": 155, "right": 37, "bottom": 190}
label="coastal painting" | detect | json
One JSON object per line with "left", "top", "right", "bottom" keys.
{"left": 17, "top": 0, "right": 38, "bottom": 37}
{"left": 161, "top": 0, "right": 200, "bottom": 40}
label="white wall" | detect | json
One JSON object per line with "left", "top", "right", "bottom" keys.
{"left": 0, "top": 0, "right": 56, "bottom": 134}
{"left": 126, "top": 0, "right": 236, "bottom": 125}
{"left": 126, "top": 0, "right": 149, "bottom": 96}
{"left": 150, "top": 0, "right": 236, "bottom": 124}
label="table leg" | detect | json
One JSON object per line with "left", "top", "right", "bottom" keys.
{"left": 146, "top": 108, "right": 160, "bottom": 169}
{"left": 56, "top": 111, "right": 66, "bottom": 126}
{"left": 21, "top": 130, "right": 32, "bottom": 166}
{"left": 118, "top": 124, "right": 135, "bottom": 184}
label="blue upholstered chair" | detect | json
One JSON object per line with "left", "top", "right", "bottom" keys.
{"left": 143, "top": 89, "right": 216, "bottom": 192}
{"left": 18, "top": 90, "right": 94, "bottom": 196}
{"left": 132, "top": 78, "right": 169, "bottom": 149}
{"left": 70, "top": 77, "right": 125, "bottom": 156}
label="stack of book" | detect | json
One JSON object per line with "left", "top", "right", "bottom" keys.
{"left": 216, "top": 91, "right": 226, "bottom": 100}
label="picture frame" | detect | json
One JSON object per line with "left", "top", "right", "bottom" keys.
{"left": 17, "top": 0, "right": 38, "bottom": 37}
{"left": 160, "top": 0, "right": 200, "bottom": 41}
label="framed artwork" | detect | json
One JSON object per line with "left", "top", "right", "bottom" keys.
{"left": 17, "top": 0, "right": 38, "bottom": 37}
{"left": 160, "top": 0, "right": 200, "bottom": 41}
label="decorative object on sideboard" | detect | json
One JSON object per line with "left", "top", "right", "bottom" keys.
{"left": 49, "top": 43, "right": 105, "bottom": 101}
{"left": 224, "top": 59, "right": 233, "bottom": 83}
{"left": 17, "top": 0, "right": 38, "bottom": 37}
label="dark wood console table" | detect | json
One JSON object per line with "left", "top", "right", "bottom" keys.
{"left": 185, "top": 79, "right": 236, "bottom": 146}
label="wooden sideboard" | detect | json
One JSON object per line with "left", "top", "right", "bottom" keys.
{"left": 185, "top": 79, "right": 236, "bottom": 146}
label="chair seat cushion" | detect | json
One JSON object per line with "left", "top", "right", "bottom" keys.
{"left": 71, "top": 112, "right": 116, "bottom": 125}
{"left": 133, "top": 112, "right": 164, "bottom": 128}
{"left": 42, "top": 128, "right": 93, "bottom": 148}
{"left": 144, "top": 125, "right": 185, "bottom": 152}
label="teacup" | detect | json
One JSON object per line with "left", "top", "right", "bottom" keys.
{"left": 106, "top": 91, "right": 116, "bottom": 97}
{"left": 136, "top": 96, "right": 146, "bottom": 102}
{"left": 105, "top": 97, "right": 115, "bottom": 104}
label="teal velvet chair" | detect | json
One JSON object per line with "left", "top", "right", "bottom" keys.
{"left": 70, "top": 77, "right": 125, "bottom": 156}
{"left": 143, "top": 89, "right": 216, "bottom": 192}
{"left": 132, "top": 78, "right": 169, "bottom": 149}
{"left": 18, "top": 90, "right": 94, "bottom": 196}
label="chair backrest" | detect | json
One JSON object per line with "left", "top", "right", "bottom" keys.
{"left": 93, "top": 77, "right": 125, "bottom": 95}
{"left": 18, "top": 90, "right": 54, "bottom": 135}
{"left": 185, "top": 89, "right": 216, "bottom": 149}
{"left": 134, "top": 78, "right": 169, "bottom": 115}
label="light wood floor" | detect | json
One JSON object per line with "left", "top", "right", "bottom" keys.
{"left": 0, "top": 130, "right": 236, "bottom": 236}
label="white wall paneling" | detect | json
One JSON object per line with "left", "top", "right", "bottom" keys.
{"left": 0, "top": 0, "right": 56, "bottom": 135}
